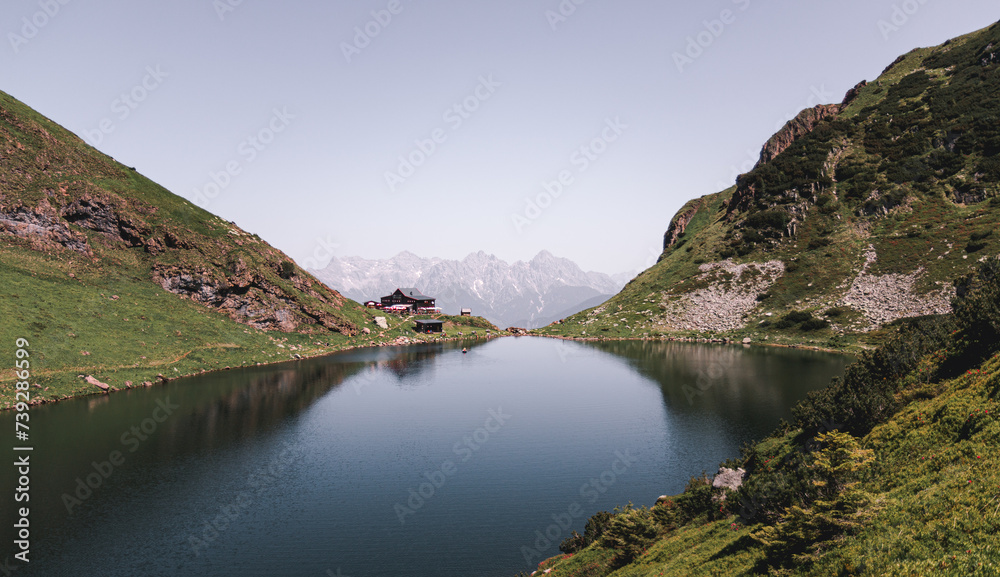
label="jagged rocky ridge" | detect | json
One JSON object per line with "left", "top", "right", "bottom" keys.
{"left": 311, "top": 250, "right": 632, "bottom": 329}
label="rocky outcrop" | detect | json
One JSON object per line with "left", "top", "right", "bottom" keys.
{"left": 755, "top": 104, "right": 842, "bottom": 169}
{"left": 152, "top": 264, "right": 358, "bottom": 335}
{"left": 980, "top": 42, "right": 999, "bottom": 66}
{"left": 712, "top": 467, "right": 746, "bottom": 492}
{"left": 725, "top": 104, "right": 842, "bottom": 218}
{"left": 0, "top": 199, "right": 91, "bottom": 254}
{"left": 61, "top": 194, "right": 149, "bottom": 247}
{"left": 842, "top": 80, "right": 868, "bottom": 107}
{"left": 663, "top": 199, "right": 703, "bottom": 250}
{"left": 881, "top": 53, "right": 908, "bottom": 76}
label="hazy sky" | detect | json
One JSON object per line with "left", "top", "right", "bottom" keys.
{"left": 2, "top": 1, "right": 997, "bottom": 274}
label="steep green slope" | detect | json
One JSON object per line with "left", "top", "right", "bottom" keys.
{"left": 538, "top": 21, "right": 1000, "bottom": 349}
{"left": 0, "top": 90, "right": 498, "bottom": 406}
{"left": 523, "top": 257, "right": 1000, "bottom": 577}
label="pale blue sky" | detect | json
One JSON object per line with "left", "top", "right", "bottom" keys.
{"left": 2, "top": 0, "right": 997, "bottom": 274}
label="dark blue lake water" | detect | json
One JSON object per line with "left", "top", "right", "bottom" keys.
{"left": 0, "top": 337, "right": 850, "bottom": 576}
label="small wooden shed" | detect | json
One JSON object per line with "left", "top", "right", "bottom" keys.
{"left": 415, "top": 320, "right": 444, "bottom": 334}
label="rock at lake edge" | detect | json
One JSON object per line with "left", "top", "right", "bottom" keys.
{"left": 712, "top": 467, "right": 746, "bottom": 492}
{"left": 85, "top": 375, "right": 110, "bottom": 391}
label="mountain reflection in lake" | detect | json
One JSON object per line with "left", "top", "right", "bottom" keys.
{"left": 0, "top": 337, "right": 850, "bottom": 577}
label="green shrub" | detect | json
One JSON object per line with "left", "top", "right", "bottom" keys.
{"left": 800, "top": 318, "right": 831, "bottom": 331}
{"left": 746, "top": 210, "right": 792, "bottom": 232}
{"left": 808, "top": 238, "right": 831, "bottom": 250}
{"left": 942, "top": 257, "right": 1000, "bottom": 376}
{"left": 599, "top": 504, "right": 659, "bottom": 566}
{"left": 774, "top": 311, "right": 814, "bottom": 329}
{"left": 794, "top": 309, "right": 959, "bottom": 437}
{"left": 967, "top": 240, "right": 988, "bottom": 253}
{"left": 743, "top": 229, "right": 765, "bottom": 243}
{"left": 751, "top": 431, "right": 878, "bottom": 569}
{"left": 674, "top": 475, "right": 717, "bottom": 523}
{"left": 823, "top": 306, "right": 851, "bottom": 318}
{"left": 978, "top": 156, "right": 1000, "bottom": 180}
{"left": 559, "top": 510, "right": 614, "bottom": 554}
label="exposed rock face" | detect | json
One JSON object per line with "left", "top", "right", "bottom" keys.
{"left": 755, "top": 104, "right": 842, "bottom": 169}
{"left": 0, "top": 200, "right": 91, "bottom": 254}
{"left": 839, "top": 246, "right": 955, "bottom": 330}
{"left": 725, "top": 104, "right": 842, "bottom": 218}
{"left": 663, "top": 200, "right": 702, "bottom": 250}
{"left": 653, "top": 260, "right": 785, "bottom": 333}
{"left": 881, "top": 54, "right": 908, "bottom": 76}
{"left": 842, "top": 80, "right": 868, "bottom": 107}
{"left": 152, "top": 264, "right": 357, "bottom": 334}
{"left": 61, "top": 194, "right": 148, "bottom": 247}
{"left": 712, "top": 467, "right": 746, "bottom": 492}
{"left": 980, "top": 42, "right": 999, "bottom": 65}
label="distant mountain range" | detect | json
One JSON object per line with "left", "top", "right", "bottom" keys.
{"left": 309, "top": 251, "right": 634, "bottom": 328}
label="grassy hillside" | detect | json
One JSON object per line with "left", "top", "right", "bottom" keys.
{"left": 538, "top": 21, "right": 1000, "bottom": 350}
{"left": 0, "top": 89, "right": 502, "bottom": 407}
{"left": 521, "top": 258, "right": 1000, "bottom": 577}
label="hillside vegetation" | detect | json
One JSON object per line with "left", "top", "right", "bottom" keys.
{"left": 537, "top": 21, "right": 1000, "bottom": 350}
{"left": 0, "top": 89, "right": 500, "bottom": 407}
{"left": 522, "top": 21, "right": 1000, "bottom": 576}
{"left": 522, "top": 257, "right": 1000, "bottom": 577}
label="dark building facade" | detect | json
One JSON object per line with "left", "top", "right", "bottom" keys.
{"left": 414, "top": 320, "right": 444, "bottom": 334}
{"left": 381, "top": 288, "right": 436, "bottom": 310}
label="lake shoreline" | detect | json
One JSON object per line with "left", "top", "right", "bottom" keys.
{"left": 535, "top": 333, "right": 859, "bottom": 356}
{"left": 8, "top": 327, "right": 858, "bottom": 412}
{"left": 6, "top": 329, "right": 511, "bottom": 412}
